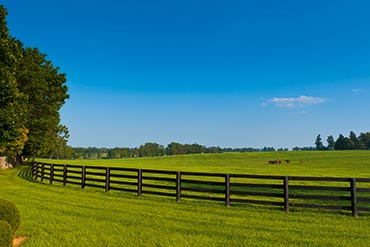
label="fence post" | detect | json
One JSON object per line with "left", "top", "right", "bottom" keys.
{"left": 50, "top": 164, "right": 54, "bottom": 184}
{"left": 176, "top": 171, "right": 181, "bottom": 202}
{"left": 225, "top": 174, "right": 230, "bottom": 208}
{"left": 41, "top": 163, "right": 45, "bottom": 182}
{"left": 33, "top": 162, "right": 37, "bottom": 179}
{"left": 81, "top": 166, "right": 86, "bottom": 189}
{"left": 283, "top": 176, "right": 289, "bottom": 213}
{"left": 137, "top": 169, "right": 142, "bottom": 196}
{"left": 32, "top": 162, "right": 36, "bottom": 179}
{"left": 63, "top": 164, "right": 67, "bottom": 186}
{"left": 350, "top": 178, "right": 358, "bottom": 217}
{"left": 105, "top": 167, "right": 110, "bottom": 192}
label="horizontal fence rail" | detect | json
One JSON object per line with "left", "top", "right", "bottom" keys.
{"left": 32, "top": 162, "right": 370, "bottom": 217}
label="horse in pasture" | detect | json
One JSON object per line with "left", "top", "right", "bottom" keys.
{"left": 268, "top": 160, "right": 282, "bottom": 164}
{"left": 268, "top": 159, "right": 302, "bottom": 165}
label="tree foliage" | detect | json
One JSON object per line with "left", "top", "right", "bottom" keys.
{"left": 315, "top": 131, "right": 370, "bottom": 151}
{"left": 349, "top": 131, "right": 363, "bottom": 150}
{"left": 0, "top": 5, "right": 69, "bottom": 159}
{"left": 0, "top": 6, "right": 28, "bottom": 156}
{"left": 65, "top": 143, "right": 278, "bottom": 160}
{"left": 326, "top": 135, "right": 335, "bottom": 150}
{"left": 17, "top": 47, "right": 69, "bottom": 157}
{"left": 315, "top": 134, "right": 324, "bottom": 150}
{"left": 358, "top": 132, "right": 370, "bottom": 149}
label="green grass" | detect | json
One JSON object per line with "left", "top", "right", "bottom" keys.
{"left": 2, "top": 151, "right": 370, "bottom": 246}
{"left": 40, "top": 150, "right": 370, "bottom": 177}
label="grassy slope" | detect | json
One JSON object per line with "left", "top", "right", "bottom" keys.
{"left": 39, "top": 150, "right": 370, "bottom": 177}
{"left": 1, "top": 165, "right": 370, "bottom": 247}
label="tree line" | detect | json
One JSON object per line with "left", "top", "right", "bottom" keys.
{"left": 0, "top": 6, "right": 69, "bottom": 162}
{"left": 315, "top": 131, "right": 370, "bottom": 150}
{"left": 65, "top": 131, "right": 370, "bottom": 160}
{"left": 50, "top": 143, "right": 277, "bottom": 160}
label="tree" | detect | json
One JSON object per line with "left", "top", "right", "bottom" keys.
{"left": 334, "top": 134, "right": 354, "bottom": 150}
{"left": 0, "top": 5, "right": 69, "bottom": 160}
{"left": 16, "top": 47, "right": 69, "bottom": 158}
{"left": 261, "top": 146, "right": 275, "bottom": 152}
{"left": 359, "top": 132, "right": 370, "bottom": 149}
{"left": 139, "top": 143, "right": 165, "bottom": 157}
{"left": 315, "top": 134, "right": 325, "bottom": 150}
{"left": 166, "top": 142, "right": 185, "bottom": 155}
{"left": 326, "top": 135, "right": 335, "bottom": 150}
{"left": 349, "top": 131, "right": 363, "bottom": 149}
{"left": 47, "top": 125, "right": 70, "bottom": 159}
{"left": 107, "top": 148, "right": 122, "bottom": 159}
{"left": 334, "top": 134, "right": 345, "bottom": 150}
{"left": 0, "top": 6, "right": 28, "bottom": 156}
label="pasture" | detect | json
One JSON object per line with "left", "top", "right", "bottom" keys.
{"left": 2, "top": 150, "right": 370, "bottom": 246}
{"left": 39, "top": 150, "right": 370, "bottom": 177}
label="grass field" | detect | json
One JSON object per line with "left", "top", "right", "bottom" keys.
{"left": 39, "top": 150, "right": 370, "bottom": 177}
{"left": 2, "top": 151, "right": 370, "bottom": 246}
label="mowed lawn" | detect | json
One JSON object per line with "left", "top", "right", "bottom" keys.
{"left": 1, "top": 151, "right": 370, "bottom": 246}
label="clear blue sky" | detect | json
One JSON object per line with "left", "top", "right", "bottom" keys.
{"left": 3, "top": 0, "right": 370, "bottom": 149}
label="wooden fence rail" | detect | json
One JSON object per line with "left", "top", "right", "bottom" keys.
{"left": 31, "top": 162, "right": 370, "bottom": 217}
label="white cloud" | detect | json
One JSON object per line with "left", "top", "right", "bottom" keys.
{"left": 264, "top": 95, "right": 327, "bottom": 108}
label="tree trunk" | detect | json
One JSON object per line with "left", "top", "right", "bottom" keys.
{"left": 0, "top": 156, "right": 12, "bottom": 170}
{"left": 0, "top": 156, "right": 22, "bottom": 170}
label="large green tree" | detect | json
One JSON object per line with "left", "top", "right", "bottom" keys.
{"left": 0, "top": 6, "right": 28, "bottom": 156}
{"left": 16, "top": 46, "right": 69, "bottom": 157}
{"left": 0, "top": 5, "right": 69, "bottom": 159}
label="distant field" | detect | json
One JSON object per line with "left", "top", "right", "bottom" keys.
{"left": 1, "top": 164, "right": 370, "bottom": 247}
{"left": 39, "top": 150, "right": 370, "bottom": 177}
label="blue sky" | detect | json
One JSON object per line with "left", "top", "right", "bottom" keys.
{"left": 3, "top": 0, "right": 370, "bottom": 148}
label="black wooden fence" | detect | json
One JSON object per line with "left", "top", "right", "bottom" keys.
{"left": 32, "top": 162, "right": 370, "bottom": 217}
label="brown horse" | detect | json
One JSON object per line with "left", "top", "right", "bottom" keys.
{"left": 268, "top": 160, "right": 282, "bottom": 164}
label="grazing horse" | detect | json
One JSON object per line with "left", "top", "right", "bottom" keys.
{"left": 299, "top": 159, "right": 304, "bottom": 164}
{"left": 268, "top": 160, "right": 282, "bottom": 164}
{"left": 285, "top": 160, "right": 291, "bottom": 164}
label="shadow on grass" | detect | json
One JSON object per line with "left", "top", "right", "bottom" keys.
{"left": 18, "top": 163, "right": 36, "bottom": 182}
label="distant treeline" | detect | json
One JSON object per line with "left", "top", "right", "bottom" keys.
{"left": 314, "top": 131, "right": 370, "bottom": 150}
{"left": 45, "top": 131, "right": 370, "bottom": 160}
{"left": 48, "top": 143, "right": 278, "bottom": 159}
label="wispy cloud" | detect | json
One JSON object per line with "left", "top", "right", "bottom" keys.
{"left": 352, "top": 88, "right": 361, "bottom": 93}
{"left": 263, "top": 95, "right": 327, "bottom": 108}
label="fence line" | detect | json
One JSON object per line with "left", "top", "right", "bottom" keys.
{"left": 32, "top": 162, "right": 370, "bottom": 217}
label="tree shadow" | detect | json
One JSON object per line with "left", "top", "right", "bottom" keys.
{"left": 17, "top": 163, "right": 36, "bottom": 182}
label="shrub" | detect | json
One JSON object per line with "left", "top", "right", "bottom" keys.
{"left": 0, "top": 198, "right": 20, "bottom": 235}
{"left": 0, "top": 220, "right": 12, "bottom": 247}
